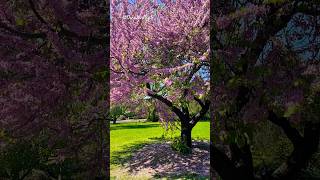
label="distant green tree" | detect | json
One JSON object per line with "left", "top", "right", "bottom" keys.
{"left": 110, "top": 106, "right": 127, "bottom": 124}
{"left": 147, "top": 106, "right": 159, "bottom": 122}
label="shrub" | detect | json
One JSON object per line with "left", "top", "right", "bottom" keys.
{"left": 170, "top": 136, "right": 192, "bottom": 155}
{"left": 147, "top": 108, "right": 159, "bottom": 122}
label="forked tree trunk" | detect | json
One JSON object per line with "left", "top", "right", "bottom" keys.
{"left": 211, "top": 143, "right": 255, "bottom": 180}
{"left": 146, "top": 90, "right": 210, "bottom": 149}
{"left": 270, "top": 122, "right": 320, "bottom": 179}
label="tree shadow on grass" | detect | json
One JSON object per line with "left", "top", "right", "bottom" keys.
{"left": 112, "top": 138, "right": 210, "bottom": 179}
{"left": 110, "top": 123, "right": 160, "bottom": 131}
{"left": 111, "top": 139, "right": 161, "bottom": 166}
{"left": 154, "top": 173, "right": 209, "bottom": 180}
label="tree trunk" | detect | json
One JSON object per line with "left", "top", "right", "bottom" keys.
{"left": 271, "top": 123, "right": 320, "bottom": 179}
{"left": 146, "top": 88, "right": 210, "bottom": 149}
{"left": 211, "top": 144, "right": 238, "bottom": 180}
{"left": 211, "top": 143, "right": 256, "bottom": 180}
{"left": 112, "top": 118, "right": 116, "bottom": 124}
{"left": 181, "top": 124, "right": 192, "bottom": 148}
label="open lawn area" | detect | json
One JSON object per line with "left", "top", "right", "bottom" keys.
{"left": 110, "top": 121, "right": 210, "bottom": 179}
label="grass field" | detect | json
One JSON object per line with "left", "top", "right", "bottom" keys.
{"left": 110, "top": 121, "right": 209, "bottom": 158}
{"left": 110, "top": 121, "right": 210, "bottom": 179}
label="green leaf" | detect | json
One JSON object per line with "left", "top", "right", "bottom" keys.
{"left": 284, "top": 103, "right": 300, "bottom": 118}
{"left": 227, "top": 77, "right": 242, "bottom": 88}
{"left": 15, "top": 18, "right": 25, "bottom": 26}
{"left": 263, "top": 0, "right": 288, "bottom": 5}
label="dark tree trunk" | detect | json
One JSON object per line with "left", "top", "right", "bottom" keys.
{"left": 211, "top": 144, "right": 256, "bottom": 180}
{"left": 147, "top": 89, "right": 210, "bottom": 149}
{"left": 181, "top": 124, "right": 192, "bottom": 148}
{"left": 271, "top": 122, "right": 320, "bottom": 179}
{"left": 112, "top": 118, "right": 116, "bottom": 124}
{"left": 211, "top": 144, "right": 239, "bottom": 180}
{"left": 268, "top": 110, "right": 320, "bottom": 179}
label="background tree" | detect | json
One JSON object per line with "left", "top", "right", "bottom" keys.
{"left": 111, "top": 0, "right": 210, "bottom": 148}
{"left": 0, "top": 0, "right": 108, "bottom": 178}
{"left": 146, "top": 98, "right": 160, "bottom": 122}
{"left": 211, "top": 0, "right": 319, "bottom": 179}
{"left": 110, "top": 105, "right": 127, "bottom": 124}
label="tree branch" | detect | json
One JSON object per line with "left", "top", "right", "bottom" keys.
{"left": 241, "top": 1, "right": 305, "bottom": 71}
{"left": 20, "top": 168, "right": 32, "bottom": 180}
{"left": 194, "top": 96, "right": 205, "bottom": 108}
{"left": 267, "top": 110, "right": 304, "bottom": 149}
{"left": 28, "top": 0, "right": 54, "bottom": 31}
{"left": 185, "top": 63, "right": 202, "bottom": 84}
{"left": 0, "top": 21, "right": 46, "bottom": 39}
{"left": 146, "top": 85, "right": 187, "bottom": 122}
{"left": 211, "top": 144, "right": 240, "bottom": 180}
{"left": 190, "top": 99, "right": 210, "bottom": 128}
{"left": 1, "top": 4, "right": 106, "bottom": 47}
{"left": 58, "top": 22, "right": 106, "bottom": 45}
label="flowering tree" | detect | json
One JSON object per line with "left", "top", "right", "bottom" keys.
{"left": 211, "top": 0, "right": 319, "bottom": 179}
{"left": 111, "top": 0, "right": 210, "bottom": 148}
{"left": 0, "top": 0, "right": 108, "bottom": 178}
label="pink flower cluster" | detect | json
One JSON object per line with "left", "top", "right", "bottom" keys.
{"left": 111, "top": 0, "right": 210, "bottom": 106}
{"left": 216, "top": 3, "right": 268, "bottom": 30}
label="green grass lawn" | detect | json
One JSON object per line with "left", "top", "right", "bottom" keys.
{"left": 110, "top": 121, "right": 209, "bottom": 166}
{"left": 111, "top": 121, "right": 209, "bottom": 153}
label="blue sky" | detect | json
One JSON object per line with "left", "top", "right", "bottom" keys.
{"left": 256, "top": 13, "right": 320, "bottom": 65}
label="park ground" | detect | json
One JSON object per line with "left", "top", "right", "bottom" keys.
{"left": 110, "top": 121, "right": 210, "bottom": 180}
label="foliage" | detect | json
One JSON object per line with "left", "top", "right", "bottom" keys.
{"left": 251, "top": 121, "right": 293, "bottom": 172}
{"left": 301, "top": 151, "right": 320, "bottom": 179}
{"left": 110, "top": 0, "right": 210, "bottom": 123}
{"left": 0, "top": 137, "right": 86, "bottom": 179}
{"left": 147, "top": 106, "right": 159, "bottom": 122}
{"left": 0, "top": 0, "right": 108, "bottom": 178}
{"left": 0, "top": 141, "right": 40, "bottom": 179}
{"left": 211, "top": 0, "right": 320, "bottom": 179}
{"left": 110, "top": 105, "right": 127, "bottom": 123}
{"left": 110, "top": 0, "right": 210, "bottom": 148}
{"left": 170, "top": 136, "right": 192, "bottom": 155}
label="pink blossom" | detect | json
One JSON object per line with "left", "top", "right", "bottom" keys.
{"left": 164, "top": 78, "right": 173, "bottom": 86}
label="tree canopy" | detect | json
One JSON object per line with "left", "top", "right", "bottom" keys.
{"left": 211, "top": 0, "right": 319, "bottom": 179}
{"left": 0, "top": 0, "right": 108, "bottom": 178}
